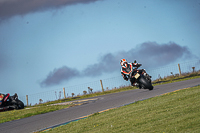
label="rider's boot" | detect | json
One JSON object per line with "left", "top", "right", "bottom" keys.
{"left": 133, "top": 82, "right": 139, "bottom": 88}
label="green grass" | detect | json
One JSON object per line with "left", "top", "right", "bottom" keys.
{"left": 152, "top": 71, "right": 200, "bottom": 85}
{"left": 44, "top": 85, "right": 200, "bottom": 133}
{"left": 0, "top": 72, "right": 199, "bottom": 124}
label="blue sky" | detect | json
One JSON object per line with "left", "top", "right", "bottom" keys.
{"left": 0, "top": 0, "right": 200, "bottom": 97}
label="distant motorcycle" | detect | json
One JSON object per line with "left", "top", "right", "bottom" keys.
{"left": 0, "top": 93, "right": 24, "bottom": 111}
{"left": 130, "top": 61, "right": 153, "bottom": 90}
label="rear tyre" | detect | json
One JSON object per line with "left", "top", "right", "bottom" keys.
{"left": 16, "top": 100, "right": 24, "bottom": 109}
{"left": 138, "top": 76, "right": 153, "bottom": 90}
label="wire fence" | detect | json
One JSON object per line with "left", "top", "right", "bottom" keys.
{"left": 148, "top": 59, "right": 200, "bottom": 80}
{"left": 19, "top": 59, "right": 200, "bottom": 106}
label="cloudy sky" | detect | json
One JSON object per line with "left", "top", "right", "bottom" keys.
{"left": 0, "top": 0, "right": 200, "bottom": 96}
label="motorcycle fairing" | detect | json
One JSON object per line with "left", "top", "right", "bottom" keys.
{"left": 3, "top": 93, "right": 10, "bottom": 102}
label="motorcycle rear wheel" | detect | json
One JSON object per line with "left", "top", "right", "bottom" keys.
{"left": 138, "top": 76, "right": 153, "bottom": 90}
{"left": 16, "top": 100, "right": 24, "bottom": 109}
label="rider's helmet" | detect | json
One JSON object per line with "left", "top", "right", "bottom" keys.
{"left": 120, "top": 59, "right": 128, "bottom": 68}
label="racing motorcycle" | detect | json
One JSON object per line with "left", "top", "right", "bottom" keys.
{"left": 130, "top": 61, "right": 153, "bottom": 90}
{"left": 0, "top": 93, "right": 24, "bottom": 111}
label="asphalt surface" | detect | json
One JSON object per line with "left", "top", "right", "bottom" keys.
{"left": 0, "top": 78, "right": 199, "bottom": 133}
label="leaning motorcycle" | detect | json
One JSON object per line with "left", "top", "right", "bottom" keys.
{"left": 130, "top": 63, "right": 153, "bottom": 90}
{"left": 0, "top": 93, "right": 24, "bottom": 111}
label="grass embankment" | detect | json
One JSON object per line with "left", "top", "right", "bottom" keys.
{"left": 45, "top": 85, "right": 200, "bottom": 133}
{"left": 0, "top": 72, "right": 199, "bottom": 124}
{"left": 152, "top": 71, "right": 200, "bottom": 84}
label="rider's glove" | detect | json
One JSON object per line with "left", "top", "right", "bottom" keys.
{"left": 124, "top": 77, "right": 128, "bottom": 81}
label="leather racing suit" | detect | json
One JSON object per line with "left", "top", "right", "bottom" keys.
{"left": 121, "top": 62, "right": 142, "bottom": 86}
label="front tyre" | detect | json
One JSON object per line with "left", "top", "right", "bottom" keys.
{"left": 138, "top": 76, "right": 153, "bottom": 90}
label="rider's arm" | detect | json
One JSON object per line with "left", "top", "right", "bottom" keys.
{"left": 132, "top": 63, "right": 142, "bottom": 68}
{"left": 121, "top": 71, "right": 128, "bottom": 81}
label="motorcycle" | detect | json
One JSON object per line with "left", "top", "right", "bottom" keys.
{"left": 130, "top": 61, "right": 153, "bottom": 90}
{"left": 0, "top": 93, "right": 24, "bottom": 112}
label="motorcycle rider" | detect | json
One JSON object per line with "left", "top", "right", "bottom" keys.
{"left": 0, "top": 93, "right": 16, "bottom": 107}
{"left": 120, "top": 59, "right": 143, "bottom": 88}
{"left": 0, "top": 93, "right": 5, "bottom": 106}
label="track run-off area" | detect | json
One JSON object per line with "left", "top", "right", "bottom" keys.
{"left": 0, "top": 78, "right": 199, "bottom": 133}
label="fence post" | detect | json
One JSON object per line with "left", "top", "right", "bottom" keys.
{"left": 178, "top": 64, "right": 181, "bottom": 76}
{"left": 192, "top": 67, "right": 195, "bottom": 72}
{"left": 63, "top": 88, "right": 66, "bottom": 99}
{"left": 26, "top": 95, "right": 28, "bottom": 106}
{"left": 100, "top": 80, "right": 104, "bottom": 92}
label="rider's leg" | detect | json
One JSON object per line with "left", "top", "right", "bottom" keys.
{"left": 130, "top": 78, "right": 140, "bottom": 88}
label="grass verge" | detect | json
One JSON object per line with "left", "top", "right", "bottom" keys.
{"left": 45, "top": 85, "right": 200, "bottom": 133}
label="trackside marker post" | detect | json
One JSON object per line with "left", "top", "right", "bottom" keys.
{"left": 178, "top": 64, "right": 181, "bottom": 76}
{"left": 26, "top": 95, "right": 28, "bottom": 106}
{"left": 63, "top": 88, "right": 66, "bottom": 99}
{"left": 100, "top": 80, "right": 104, "bottom": 92}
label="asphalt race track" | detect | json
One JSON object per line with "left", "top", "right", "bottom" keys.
{"left": 0, "top": 78, "right": 199, "bottom": 133}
